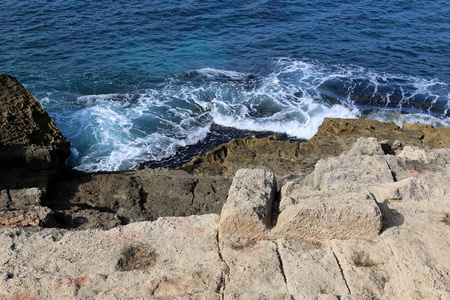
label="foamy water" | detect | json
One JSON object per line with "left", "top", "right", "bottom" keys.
{"left": 39, "top": 59, "right": 450, "bottom": 172}
{"left": 2, "top": 0, "right": 448, "bottom": 171}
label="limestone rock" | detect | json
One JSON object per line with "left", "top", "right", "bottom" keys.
{"left": 220, "top": 239, "right": 289, "bottom": 299}
{"left": 276, "top": 193, "right": 382, "bottom": 240}
{"left": 182, "top": 118, "right": 450, "bottom": 177}
{"left": 218, "top": 169, "right": 276, "bottom": 245}
{"left": 345, "top": 137, "right": 385, "bottom": 156}
{"left": 182, "top": 135, "right": 303, "bottom": 177}
{"left": 0, "top": 74, "right": 68, "bottom": 147}
{"left": 8, "top": 188, "right": 42, "bottom": 208}
{"left": 0, "top": 214, "right": 222, "bottom": 299}
{"left": 0, "top": 138, "right": 449, "bottom": 299}
{"left": 0, "top": 206, "right": 54, "bottom": 228}
{"left": 46, "top": 169, "right": 231, "bottom": 229}
{"left": 277, "top": 238, "right": 349, "bottom": 297}
{"left": 331, "top": 239, "right": 411, "bottom": 299}
{"left": 305, "top": 154, "right": 394, "bottom": 193}
{"left": 0, "top": 74, "right": 70, "bottom": 190}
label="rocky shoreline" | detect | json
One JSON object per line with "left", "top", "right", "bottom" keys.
{"left": 1, "top": 74, "right": 449, "bottom": 299}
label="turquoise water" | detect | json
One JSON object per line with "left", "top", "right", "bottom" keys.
{"left": 1, "top": 0, "right": 449, "bottom": 171}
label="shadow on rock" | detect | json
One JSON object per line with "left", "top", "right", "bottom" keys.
{"left": 377, "top": 200, "right": 405, "bottom": 232}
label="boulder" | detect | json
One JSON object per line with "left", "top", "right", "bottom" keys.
{"left": 218, "top": 169, "right": 276, "bottom": 245}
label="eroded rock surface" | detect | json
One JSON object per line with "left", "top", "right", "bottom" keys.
{"left": 45, "top": 169, "right": 232, "bottom": 229}
{"left": 182, "top": 118, "right": 450, "bottom": 177}
{"left": 1, "top": 138, "right": 448, "bottom": 299}
{"left": 1, "top": 76, "right": 450, "bottom": 298}
{"left": 0, "top": 74, "right": 70, "bottom": 191}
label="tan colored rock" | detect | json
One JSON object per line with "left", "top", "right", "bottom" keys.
{"left": 0, "top": 206, "right": 54, "bottom": 228}
{"left": 0, "top": 74, "right": 68, "bottom": 147}
{"left": 277, "top": 238, "right": 349, "bottom": 297}
{"left": 369, "top": 177, "right": 432, "bottom": 203}
{"left": 0, "top": 214, "right": 222, "bottom": 299}
{"left": 331, "top": 239, "right": 411, "bottom": 299}
{"left": 305, "top": 154, "right": 394, "bottom": 193}
{"left": 276, "top": 192, "right": 382, "bottom": 240}
{"left": 9, "top": 188, "right": 42, "bottom": 208}
{"left": 183, "top": 135, "right": 303, "bottom": 177}
{"left": 0, "top": 131, "right": 449, "bottom": 299}
{"left": 220, "top": 239, "right": 289, "bottom": 299}
{"left": 182, "top": 118, "right": 450, "bottom": 178}
{"left": 219, "top": 169, "right": 276, "bottom": 245}
{"left": 0, "top": 190, "right": 9, "bottom": 209}
{"left": 0, "top": 74, "right": 71, "bottom": 187}
{"left": 345, "top": 137, "right": 385, "bottom": 156}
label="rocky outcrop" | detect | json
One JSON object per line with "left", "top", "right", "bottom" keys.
{"left": 0, "top": 75, "right": 68, "bottom": 147}
{"left": 1, "top": 75, "right": 449, "bottom": 298}
{"left": 2, "top": 75, "right": 449, "bottom": 235}
{"left": 1, "top": 138, "right": 449, "bottom": 299}
{"left": 41, "top": 119, "right": 450, "bottom": 230}
{"left": 0, "top": 74, "right": 71, "bottom": 228}
{"left": 182, "top": 118, "right": 450, "bottom": 177}
{"left": 45, "top": 169, "right": 231, "bottom": 229}
{"left": 0, "top": 74, "right": 71, "bottom": 191}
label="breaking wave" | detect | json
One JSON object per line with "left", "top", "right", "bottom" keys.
{"left": 43, "top": 59, "right": 450, "bottom": 172}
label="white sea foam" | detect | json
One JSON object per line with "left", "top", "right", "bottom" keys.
{"left": 45, "top": 59, "right": 449, "bottom": 172}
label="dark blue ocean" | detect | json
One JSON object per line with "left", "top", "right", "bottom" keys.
{"left": 1, "top": 0, "right": 449, "bottom": 171}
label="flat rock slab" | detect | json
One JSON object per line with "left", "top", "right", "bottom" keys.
{"left": 0, "top": 214, "right": 222, "bottom": 299}
{"left": 46, "top": 169, "right": 232, "bottom": 230}
{"left": 220, "top": 239, "right": 288, "bottom": 299}
{"left": 277, "top": 238, "right": 349, "bottom": 297}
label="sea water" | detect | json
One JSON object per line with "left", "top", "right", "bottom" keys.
{"left": 1, "top": 0, "right": 449, "bottom": 171}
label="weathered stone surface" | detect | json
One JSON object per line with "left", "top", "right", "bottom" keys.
{"left": 0, "top": 190, "right": 9, "bottom": 210}
{"left": 183, "top": 135, "right": 303, "bottom": 177}
{"left": 181, "top": 118, "right": 450, "bottom": 177}
{"left": 8, "top": 188, "right": 42, "bottom": 208}
{"left": 0, "top": 206, "right": 54, "bottom": 228}
{"left": 0, "top": 138, "right": 449, "bottom": 299}
{"left": 276, "top": 192, "right": 382, "bottom": 240}
{"left": 0, "top": 214, "right": 222, "bottom": 299}
{"left": 304, "top": 152, "right": 394, "bottom": 193}
{"left": 277, "top": 238, "right": 349, "bottom": 297}
{"left": 220, "top": 239, "right": 288, "bottom": 299}
{"left": 0, "top": 74, "right": 71, "bottom": 190}
{"left": 45, "top": 169, "right": 231, "bottom": 229}
{"left": 218, "top": 169, "right": 276, "bottom": 245}
{"left": 300, "top": 118, "right": 450, "bottom": 159}
{"left": 0, "top": 74, "right": 68, "bottom": 147}
{"left": 331, "top": 239, "right": 410, "bottom": 299}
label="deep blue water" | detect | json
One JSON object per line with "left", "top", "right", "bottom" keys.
{"left": 1, "top": 0, "right": 449, "bottom": 171}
